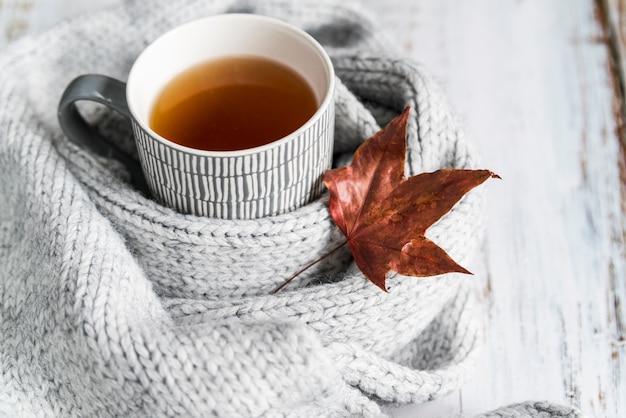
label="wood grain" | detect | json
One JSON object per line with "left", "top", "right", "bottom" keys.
{"left": 360, "top": 1, "right": 626, "bottom": 417}
{"left": 1, "top": 1, "right": 624, "bottom": 417}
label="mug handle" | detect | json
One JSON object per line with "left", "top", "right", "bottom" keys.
{"left": 57, "top": 74, "right": 149, "bottom": 195}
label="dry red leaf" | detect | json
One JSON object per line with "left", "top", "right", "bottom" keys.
{"left": 271, "top": 106, "right": 498, "bottom": 294}
{"left": 322, "top": 106, "right": 499, "bottom": 291}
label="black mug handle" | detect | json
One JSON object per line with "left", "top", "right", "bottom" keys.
{"left": 57, "top": 74, "right": 149, "bottom": 195}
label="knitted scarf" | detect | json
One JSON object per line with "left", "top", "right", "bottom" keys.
{"left": 0, "top": 0, "right": 583, "bottom": 416}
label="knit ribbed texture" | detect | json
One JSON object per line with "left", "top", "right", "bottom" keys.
{"left": 0, "top": 0, "right": 583, "bottom": 416}
{"left": 471, "top": 401, "right": 584, "bottom": 418}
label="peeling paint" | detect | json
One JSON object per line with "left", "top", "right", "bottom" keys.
{"left": 1, "top": 0, "right": 32, "bottom": 44}
{"left": 4, "top": 19, "right": 27, "bottom": 42}
{"left": 608, "top": 259, "right": 626, "bottom": 343}
{"left": 15, "top": 0, "right": 32, "bottom": 12}
{"left": 594, "top": 0, "right": 626, "bottom": 235}
{"left": 558, "top": 309, "right": 582, "bottom": 405}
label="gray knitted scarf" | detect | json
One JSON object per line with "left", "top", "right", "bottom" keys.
{"left": 0, "top": 0, "right": 583, "bottom": 416}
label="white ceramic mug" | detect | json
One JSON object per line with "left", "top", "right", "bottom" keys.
{"left": 58, "top": 14, "right": 335, "bottom": 219}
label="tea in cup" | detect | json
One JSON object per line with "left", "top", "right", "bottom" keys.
{"left": 58, "top": 14, "right": 335, "bottom": 219}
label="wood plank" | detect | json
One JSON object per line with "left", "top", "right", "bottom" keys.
{"left": 354, "top": 1, "right": 626, "bottom": 417}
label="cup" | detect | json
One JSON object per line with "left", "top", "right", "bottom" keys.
{"left": 58, "top": 14, "right": 335, "bottom": 219}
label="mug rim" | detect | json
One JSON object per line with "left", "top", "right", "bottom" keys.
{"left": 126, "top": 13, "right": 335, "bottom": 157}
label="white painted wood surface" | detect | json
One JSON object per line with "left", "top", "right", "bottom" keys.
{"left": 1, "top": 1, "right": 624, "bottom": 417}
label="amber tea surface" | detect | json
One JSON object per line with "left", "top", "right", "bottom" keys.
{"left": 149, "top": 56, "right": 318, "bottom": 151}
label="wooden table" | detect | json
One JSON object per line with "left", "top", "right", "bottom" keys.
{"left": 1, "top": 1, "right": 624, "bottom": 417}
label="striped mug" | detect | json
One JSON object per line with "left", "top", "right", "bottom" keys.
{"left": 58, "top": 14, "right": 335, "bottom": 219}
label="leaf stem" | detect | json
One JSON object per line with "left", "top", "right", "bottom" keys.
{"left": 271, "top": 240, "right": 348, "bottom": 294}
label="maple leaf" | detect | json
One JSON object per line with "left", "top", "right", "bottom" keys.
{"left": 322, "top": 106, "right": 499, "bottom": 291}
{"left": 271, "top": 106, "right": 498, "bottom": 294}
